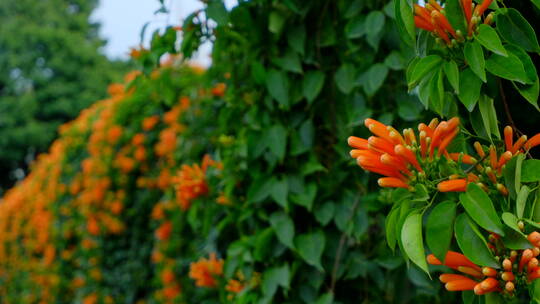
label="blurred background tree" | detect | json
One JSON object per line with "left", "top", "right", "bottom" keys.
{"left": 0, "top": 0, "right": 130, "bottom": 191}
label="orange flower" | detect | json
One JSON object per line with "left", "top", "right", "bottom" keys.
{"left": 162, "top": 284, "right": 181, "bottom": 299}
{"left": 161, "top": 268, "right": 176, "bottom": 285}
{"left": 189, "top": 253, "right": 224, "bottom": 288}
{"left": 142, "top": 115, "right": 160, "bottom": 131}
{"left": 437, "top": 179, "right": 468, "bottom": 192}
{"left": 155, "top": 221, "right": 173, "bottom": 241}
{"left": 211, "top": 83, "right": 226, "bottom": 97}
{"left": 225, "top": 279, "right": 244, "bottom": 293}
{"left": 87, "top": 217, "right": 100, "bottom": 236}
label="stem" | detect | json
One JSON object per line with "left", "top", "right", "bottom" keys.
{"left": 330, "top": 195, "right": 360, "bottom": 292}
{"left": 498, "top": 78, "right": 523, "bottom": 136}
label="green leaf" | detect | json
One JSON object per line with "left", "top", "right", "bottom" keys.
{"left": 443, "top": 60, "right": 459, "bottom": 93}
{"left": 478, "top": 95, "right": 500, "bottom": 140}
{"left": 426, "top": 201, "right": 456, "bottom": 261}
{"left": 464, "top": 40, "right": 486, "bottom": 82}
{"left": 522, "top": 160, "right": 540, "bottom": 182}
{"left": 445, "top": 0, "right": 467, "bottom": 33}
{"left": 287, "top": 25, "right": 306, "bottom": 55}
{"left": 291, "top": 183, "right": 317, "bottom": 211}
{"left": 266, "top": 69, "right": 289, "bottom": 107}
{"left": 270, "top": 212, "right": 295, "bottom": 248}
{"left": 502, "top": 212, "right": 523, "bottom": 234}
{"left": 270, "top": 177, "right": 288, "bottom": 207}
{"left": 315, "top": 292, "right": 334, "bottom": 304}
{"left": 517, "top": 186, "right": 531, "bottom": 219}
{"left": 486, "top": 53, "right": 532, "bottom": 85}
{"left": 206, "top": 1, "right": 228, "bottom": 25}
{"left": 254, "top": 228, "right": 275, "bottom": 261}
{"left": 345, "top": 15, "right": 366, "bottom": 39}
{"left": 428, "top": 68, "right": 444, "bottom": 115}
{"left": 362, "top": 63, "right": 388, "bottom": 96}
{"left": 504, "top": 155, "right": 519, "bottom": 199}
{"left": 364, "top": 11, "right": 385, "bottom": 37}
{"left": 458, "top": 68, "right": 482, "bottom": 111}
{"left": 303, "top": 71, "right": 326, "bottom": 103}
{"left": 533, "top": 0, "right": 540, "bottom": 9}
{"left": 408, "top": 55, "right": 442, "bottom": 89}
{"left": 335, "top": 64, "right": 357, "bottom": 94}
{"left": 514, "top": 78, "right": 540, "bottom": 110}
{"left": 274, "top": 51, "right": 302, "bottom": 74}
{"left": 385, "top": 205, "right": 400, "bottom": 251}
{"left": 532, "top": 278, "right": 540, "bottom": 304}
{"left": 267, "top": 124, "right": 287, "bottom": 161}
{"left": 515, "top": 154, "right": 525, "bottom": 196}
{"left": 401, "top": 212, "right": 429, "bottom": 274}
{"left": 262, "top": 264, "right": 290, "bottom": 296}
{"left": 460, "top": 183, "right": 505, "bottom": 236}
{"left": 269, "top": 10, "right": 285, "bottom": 34}
{"left": 501, "top": 226, "right": 532, "bottom": 250}
{"left": 315, "top": 202, "right": 335, "bottom": 226}
{"left": 454, "top": 214, "right": 499, "bottom": 268}
{"left": 295, "top": 230, "right": 325, "bottom": 271}
{"left": 475, "top": 24, "right": 508, "bottom": 56}
{"left": 394, "top": 0, "right": 415, "bottom": 46}
{"left": 496, "top": 8, "right": 540, "bottom": 52}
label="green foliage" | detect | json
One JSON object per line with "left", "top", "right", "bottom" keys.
{"left": 0, "top": 0, "right": 129, "bottom": 190}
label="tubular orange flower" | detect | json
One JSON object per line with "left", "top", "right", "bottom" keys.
{"left": 519, "top": 249, "right": 534, "bottom": 272}
{"left": 446, "top": 278, "right": 478, "bottom": 291}
{"left": 525, "top": 133, "right": 540, "bottom": 150}
{"left": 225, "top": 279, "right": 244, "bottom": 293}
{"left": 512, "top": 135, "right": 528, "bottom": 154}
{"left": 437, "top": 179, "right": 468, "bottom": 192}
{"left": 415, "top": 16, "right": 435, "bottom": 31}
{"left": 504, "top": 126, "right": 513, "bottom": 151}
{"left": 378, "top": 177, "right": 409, "bottom": 189}
{"left": 440, "top": 273, "right": 471, "bottom": 283}
{"left": 431, "top": 11, "right": 457, "bottom": 39}
{"left": 474, "top": 0, "right": 493, "bottom": 16}
{"left": 462, "top": 0, "right": 473, "bottom": 25}
{"left": 449, "top": 153, "right": 476, "bottom": 165}
{"left": 189, "top": 253, "right": 224, "bottom": 288}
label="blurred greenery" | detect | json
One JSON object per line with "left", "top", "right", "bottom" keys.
{"left": 0, "top": 0, "right": 131, "bottom": 191}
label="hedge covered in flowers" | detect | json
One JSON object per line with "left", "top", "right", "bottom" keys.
{"left": 1, "top": 0, "right": 540, "bottom": 303}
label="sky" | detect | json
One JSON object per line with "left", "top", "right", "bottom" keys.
{"left": 91, "top": 0, "right": 235, "bottom": 65}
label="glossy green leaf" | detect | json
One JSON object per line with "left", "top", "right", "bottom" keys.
{"left": 426, "top": 201, "right": 456, "bottom": 261}
{"left": 445, "top": 0, "right": 467, "bottom": 33}
{"left": 457, "top": 68, "right": 482, "bottom": 111}
{"left": 443, "top": 60, "right": 459, "bottom": 93}
{"left": 475, "top": 24, "right": 508, "bottom": 56}
{"left": 270, "top": 212, "right": 295, "bottom": 248}
{"left": 394, "top": 0, "right": 415, "bottom": 46}
{"left": 460, "top": 183, "right": 505, "bottom": 236}
{"left": 267, "top": 124, "right": 287, "bottom": 160}
{"left": 502, "top": 212, "right": 522, "bottom": 234}
{"left": 303, "top": 71, "right": 326, "bottom": 103}
{"left": 315, "top": 292, "right": 334, "bottom": 304}
{"left": 401, "top": 212, "right": 429, "bottom": 274}
{"left": 496, "top": 8, "right": 540, "bottom": 52}
{"left": 266, "top": 69, "right": 289, "bottom": 107}
{"left": 408, "top": 55, "right": 442, "bottom": 89}
{"left": 206, "top": 1, "right": 228, "bottom": 25}
{"left": 517, "top": 186, "right": 531, "bottom": 219}
{"left": 262, "top": 264, "right": 290, "bottom": 296}
{"left": 478, "top": 95, "right": 500, "bottom": 140}
{"left": 501, "top": 226, "right": 532, "bottom": 250}
{"left": 486, "top": 53, "right": 532, "bottom": 85}
{"left": 315, "top": 201, "right": 335, "bottom": 226}
{"left": 363, "top": 63, "right": 388, "bottom": 96}
{"left": 514, "top": 78, "right": 540, "bottom": 111}
{"left": 291, "top": 183, "right": 317, "bottom": 211}
{"left": 287, "top": 25, "right": 306, "bottom": 55}
{"left": 364, "top": 11, "right": 385, "bottom": 37}
{"left": 464, "top": 40, "right": 486, "bottom": 82}
{"left": 335, "top": 64, "right": 357, "bottom": 94}
{"left": 454, "top": 214, "right": 499, "bottom": 268}
{"left": 270, "top": 177, "right": 288, "bottom": 207}
{"left": 428, "top": 68, "right": 444, "bottom": 115}
{"left": 295, "top": 230, "right": 325, "bottom": 271}
{"left": 522, "top": 160, "right": 540, "bottom": 182}
{"left": 385, "top": 205, "right": 400, "bottom": 251}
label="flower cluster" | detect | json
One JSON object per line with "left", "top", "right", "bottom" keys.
{"left": 348, "top": 117, "right": 460, "bottom": 190}
{"left": 189, "top": 253, "right": 224, "bottom": 288}
{"left": 414, "top": 0, "right": 494, "bottom": 46}
{"left": 429, "top": 231, "right": 540, "bottom": 297}
{"left": 437, "top": 125, "right": 540, "bottom": 193}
